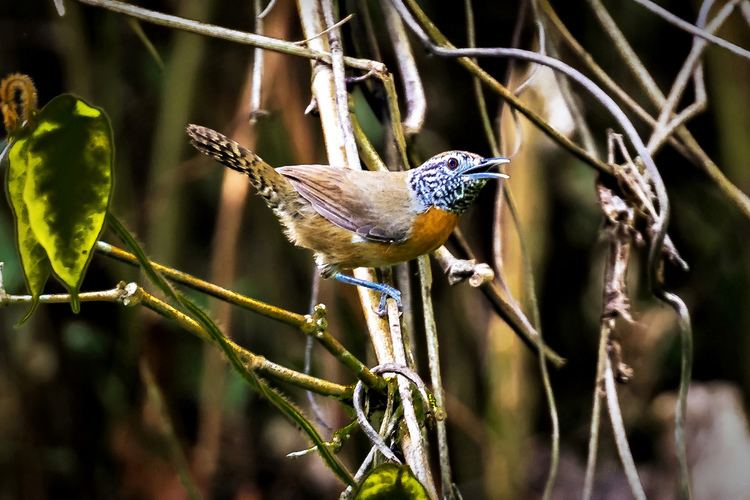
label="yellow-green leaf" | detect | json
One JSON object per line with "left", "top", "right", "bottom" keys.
{"left": 17, "top": 94, "right": 113, "bottom": 313}
{"left": 353, "top": 464, "right": 430, "bottom": 500}
{"left": 5, "top": 131, "right": 52, "bottom": 321}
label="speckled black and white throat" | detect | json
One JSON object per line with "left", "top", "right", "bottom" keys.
{"left": 408, "top": 165, "right": 487, "bottom": 214}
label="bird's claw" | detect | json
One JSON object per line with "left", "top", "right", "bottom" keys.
{"left": 376, "top": 288, "right": 402, "bottom": 317}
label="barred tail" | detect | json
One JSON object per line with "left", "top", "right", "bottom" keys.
{"left": 186, "top": 124, "right": 292, "bottom": 208}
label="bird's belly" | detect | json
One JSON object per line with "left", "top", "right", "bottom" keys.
{"left": 287, "top": 207, "right": 458, "bottom": 270}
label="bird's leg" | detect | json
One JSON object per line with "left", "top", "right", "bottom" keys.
{"left": 331, "top": 272, "right": 402, "bottom": 317}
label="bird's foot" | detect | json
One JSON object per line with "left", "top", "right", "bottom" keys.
{"left": 331, "top": 272, "right": 402, "bottom": 318}
{"left": 376, "top": 285, "right": 402, "bottom": 318}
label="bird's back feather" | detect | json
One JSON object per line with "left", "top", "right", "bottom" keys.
{"left": 277, "top": 165, "right": 418, "bottom": 243}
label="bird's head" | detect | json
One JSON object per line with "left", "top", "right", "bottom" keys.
{"left": 408, "top": 151, "right": 510, "bottom": 214}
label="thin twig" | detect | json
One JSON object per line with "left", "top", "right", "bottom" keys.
{"left": 352, "top": 377, "right": 401, "bottom": 463}
{"left": 294, "top": 13, "right": 355, "bottom": 46}
{"left": 503, "top": 19, "right": 546, "bottom": 159}
{"left": 647, "top": 0, "right": 719, "bottom": 144}
{"left": 127, "top": 18, "right": 165, "bottom": 70}
{"left": 368, "top": 71, "right": 410, "bottom": 170}
{"left": 352, "top": 363, "right": 432, "bottom": 466}
{"left": 535, "top": 4, "right": 598, "bottom": 155}
{"left": 508, "top": 173, "right": 560, "bottom": 500}
{"left": 0, "top": 282, "right": 131, "bottom": 305}
{"left": 351, "top": 110, "right": 388, "bottom": 171}
{"left": 586, "top": 0, "right": 750, "bottom": 221}
{"left": 539, "top": 0, "right": 691, "bottom": 159}
{"left": 74, "top": 0, "right": 385, "bottom": 72}
{"left": 586, "top": 0, "right": 665, "bottom": 108}
{"left": 387, "top": 301, "right": 437, "bottom": 497}
{"left": 465, "top": 0, "right": 498, "bottom": 154}
{"left": 663, "top": 290, "right": 695, "bottom": 500}
{"left": 397, "top": 0, "right": 613, "bottom": 177}
{"left": 418, "top": 256, "right": 455, "bottom": 499}
{"left": 492, "top": 0, "right": 527, "bottom": 295}
{"left": 582, "top": 318, "right": 609, "bottom": 500}
{"left": 343, "top": 388, "right": 401, "bottom": 499}
{"left": 630, "top": 0, "right": 750, "bottom": 60}
{"left": 96, "top": 241, "right": 306, "bottom": 325}
{"left": 742, "top": 0, "right": 750, "bottom": 24}
{"left": 444, "top": 236, "right": 566, "bottom": 367}
{"left": 249, "top": 0, "right": 265, "bottom": 123}
{"left": 604, "top": 355, "right": 647, "bottom": 500}
{"left": 646, "top": 0, "right": 737, "bottom": 153}
{"left": 382, "top": 1, "right": 426, "bottom": 135}
{"left": 305, "top": 272, "right": 333, "bottom": 432}
{"left": 257, "top": 0, "right": 278, "bottom": 20}
{"left": 322, "top": 1, "right": 360, "bottom": 170}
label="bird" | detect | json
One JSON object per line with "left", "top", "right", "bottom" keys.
{"left": 186, "top": 124, "right": 509, "bottom": 315}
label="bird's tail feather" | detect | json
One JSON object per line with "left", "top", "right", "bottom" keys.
{"left": 186, "top": 124, "right": 293, "bottom": 209}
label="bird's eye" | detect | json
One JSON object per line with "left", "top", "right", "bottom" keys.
{"left": 447, "top": 157, "right": 459, "bottom": 170}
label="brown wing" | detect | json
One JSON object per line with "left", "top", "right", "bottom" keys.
{"left": 277, "top": 165, "right": 414, "bottom": 243}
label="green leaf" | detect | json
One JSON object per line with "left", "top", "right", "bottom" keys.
{"left": 17, "top": 94, "right": 114, "bottom": 313}
{"left": 5, "top": 131, "right": 51, "bottom": 322}
{"left": 354, "top": 464, "right": 430, "bottom": 500}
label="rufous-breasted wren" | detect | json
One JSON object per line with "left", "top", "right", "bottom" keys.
{"left": 187, "top": 124, "right": 509, "bottom": 315}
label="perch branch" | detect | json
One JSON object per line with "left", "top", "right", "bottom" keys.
{"left": 418, "top": 255, "right": 455, "bottom": 498}
{"left": 296, "top": 2, "right": 434, "bottom": 493}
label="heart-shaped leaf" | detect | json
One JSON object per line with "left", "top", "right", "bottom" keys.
{"left": 10, "top": 94, "right": 113, "bottom": 313}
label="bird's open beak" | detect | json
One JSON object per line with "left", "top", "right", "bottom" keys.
{"left": 462, "top": 157, "right": 510, "bottom": 181}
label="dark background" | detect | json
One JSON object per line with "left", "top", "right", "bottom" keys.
{"left": 1, "top": 1, "right": 749, "bottom": 498}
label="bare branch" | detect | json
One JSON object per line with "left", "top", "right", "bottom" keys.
{"left": 587, "top": 0, "right": 750, "bottom": 221}
{"left": 631, "top": 0, "right": 750, "bottom": 61}
{"left": 383, "top": 2, "right": 426, "bottom": 135}
{"left": 418, "top": 256, "right": 455, "bottom": 498}
{"left": 647, "top": 0, "right": 739, "bottom": 153}
{"left": 74, "top": 0, "right": 385, "bottom": 72}
{"left": 604, "top": 355, "right": 647, "bottom": 500}
{"left": 249, "top": 0, "right": 266, "bottom": 123}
